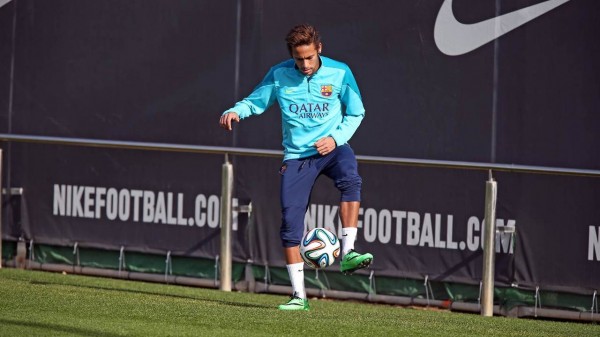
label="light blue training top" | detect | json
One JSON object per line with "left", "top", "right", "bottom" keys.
{"left": 223, "top": 56, "right": 365, "bottom": 160}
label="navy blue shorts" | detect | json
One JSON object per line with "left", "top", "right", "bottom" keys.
{"left": 279, "top": 144, "right": 362, "bottom": 247}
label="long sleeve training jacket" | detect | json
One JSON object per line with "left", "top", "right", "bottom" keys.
{"left": 224, "top": 56, "right": 365, "bottom": 161}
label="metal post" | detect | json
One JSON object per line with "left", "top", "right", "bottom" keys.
{"left": 0, "top": 149, "right": 2, "bottom": 268}
{"left": 219, "top": 154, "right": 233, "bottom": 291}
{"left": 481, "top": 170, "right": 497, "bottom": 316}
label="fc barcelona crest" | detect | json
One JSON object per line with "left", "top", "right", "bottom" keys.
{"left": 321, "top": 85, "right": 333, "bottom": 97}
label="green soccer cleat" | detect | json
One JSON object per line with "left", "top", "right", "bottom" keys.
{"left": 340, "top": 250, "right": 373, "bottom": 274}
{"left": 278, "top": 294, "right": 310, "bottom": 311}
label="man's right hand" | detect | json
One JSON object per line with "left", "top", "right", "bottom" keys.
{"left": 219, "top": 112, "right": 240, "bottom": 131}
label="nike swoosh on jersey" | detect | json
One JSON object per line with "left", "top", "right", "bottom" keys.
{"left": 434, "top": 0, "right": 571, "bottom": 56}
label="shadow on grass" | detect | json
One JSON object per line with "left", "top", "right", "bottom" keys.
{"left": 27, "top": 280, "right": 273, "bottom": 309}
{"left": 0, "top": 318, "right": 122, "bottom": 337}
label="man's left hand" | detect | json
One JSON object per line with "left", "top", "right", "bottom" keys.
{"left": 315, "top": 137, "right": 336, "bottom": 156}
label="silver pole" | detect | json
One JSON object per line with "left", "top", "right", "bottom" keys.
{"left": 481, "top": 170, "right": 497, "bottom": 316}
{"left": 219, "top": 154, "right": 233, "bottom": 291}
{"left": 0, "top": 149, "right": 2, "bottom": 268}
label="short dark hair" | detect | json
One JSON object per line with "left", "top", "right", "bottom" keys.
{"left": 285, "top": 24, "right": 321, "bottom": 54}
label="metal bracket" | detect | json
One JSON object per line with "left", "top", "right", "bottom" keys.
{"left": 73, "top": 242, "right": 80, "bottom": 267}
{"left": 118, "top": 246, "right": 126, "bottom": 276}
{"left": 2, "top": 187, "right": 23, "bottom": 195}
{"left": 234, "top": 202, "right": 252, "bottom": 215}
{"left": 165, "top": 251, "right": 172, "bottom": 283}
{"left": 496, "top": 225, "right": 515, "bottom": 234}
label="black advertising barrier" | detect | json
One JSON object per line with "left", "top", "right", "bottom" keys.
{"left": 8, "top": 143, "right": 251, "bottom": 261}
{"left": 1, "top": 0, "right": 599, "bottom": 295}
{"left": 345, "top": 167, "right": 600, "bottom": 293}
{"left": 4, "top": 142, "right": 599, "bottom": 293}
{"left": 242, "top": 155, "right": 600, "bottom": 292}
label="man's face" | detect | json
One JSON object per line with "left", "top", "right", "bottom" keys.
{"left": 291, "top": 43, "right": 322, "bottom": 76}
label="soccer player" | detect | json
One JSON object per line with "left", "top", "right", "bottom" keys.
{"left": 219, "top": 24, "right": 373, "bottom": 311}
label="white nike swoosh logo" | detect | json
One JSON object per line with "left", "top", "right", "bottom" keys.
{"left": 434, "top": 0, "right": 571, "bottom": 56}
{"left": 0, "top": 0, "right": 13, "bottom": 9}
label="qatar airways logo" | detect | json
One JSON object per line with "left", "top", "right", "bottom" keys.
{"left": 289, "top": 103, "right": 330, "bottom": 119}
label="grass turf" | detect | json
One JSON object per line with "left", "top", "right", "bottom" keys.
{"left": 0, "top": 268, "right": 598, "bottom": 336}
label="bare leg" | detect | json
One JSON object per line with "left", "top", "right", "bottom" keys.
{"left": 339, "top": 201, "right": 360, "bottom": 228}
{"left": 284, "top": 245, "right": 303, "bottom": 264}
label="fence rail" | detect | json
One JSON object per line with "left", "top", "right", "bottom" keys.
{"left": 1, "top": 133, "right": 599, "bottom": 177}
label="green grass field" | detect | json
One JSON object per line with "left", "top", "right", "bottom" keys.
{"left": 0, "top": 268, "right": 598, "bottom": 337}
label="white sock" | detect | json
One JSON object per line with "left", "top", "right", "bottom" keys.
{"left": 342, "top": 227, "right": 358, "bottom": 256}
{"left": 286, "top": 262, "right": 305, "bottom": 299}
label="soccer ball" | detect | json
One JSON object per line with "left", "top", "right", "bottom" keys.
{"left": 300, "top": 228, "right": 340, "bottom": 269}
